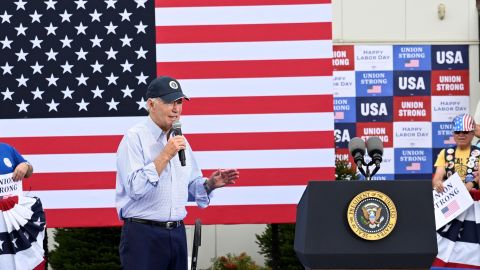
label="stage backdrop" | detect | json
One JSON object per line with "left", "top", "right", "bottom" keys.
{"left": 0, "top": 0, "right": 334, "bottom": 227}
{"left": 333, "top": 44, "right": 469, "bottom": 180}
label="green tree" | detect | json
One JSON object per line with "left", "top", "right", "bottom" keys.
{"left": 49, "top": 227, "right": 121, "bottom": 270}
{"left": 255, "top": 224, "right": 302, "bottom": 270}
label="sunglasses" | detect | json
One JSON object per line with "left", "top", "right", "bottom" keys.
{"left": 453, "top": 131, "right": 472, "bottom": 135}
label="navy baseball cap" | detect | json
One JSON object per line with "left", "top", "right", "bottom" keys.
{"left": 146, "top": 76, "right": 190, "bottom": 102}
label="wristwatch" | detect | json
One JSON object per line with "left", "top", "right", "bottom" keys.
{"left": 203, "top": 178, "right": 213, "bottom": 193}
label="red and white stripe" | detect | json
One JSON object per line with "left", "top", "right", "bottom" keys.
{"left": 0, "top": 0, "right": 333, "bottom": 227}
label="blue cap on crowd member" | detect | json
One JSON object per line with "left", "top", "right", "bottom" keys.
{"left": 452, "top": 113, "right": 476, "bottom": 132}
{"left": 146, "top": 76, "right": 190, "bottom": 103}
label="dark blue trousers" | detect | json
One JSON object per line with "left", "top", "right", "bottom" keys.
{"left": 120, "top": 220, "right": 188, "bottom": 270}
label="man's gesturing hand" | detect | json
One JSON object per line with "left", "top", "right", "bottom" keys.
{"left": 206, "top": 169, "right": 240, "bottom": 191}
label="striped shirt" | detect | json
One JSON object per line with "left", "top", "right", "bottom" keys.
{"left": 115, "top": 116, "right": 210, "bottom": 222}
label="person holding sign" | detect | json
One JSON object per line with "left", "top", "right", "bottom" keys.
{"left": 0, "top": 142, "right": 46, "bottom": 270}
{"left": 433, "top": 113, "right": 480, "bottom": 192}
{"left": 0, "top": 142, "right": 33, "bottom": 181}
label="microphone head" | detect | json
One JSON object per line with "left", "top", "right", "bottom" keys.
{"left": 172, "top": 120, "right": 182, "bottom": 130}
{"left": 348, "top": 137, "right": 365, "bottom": 156}
{"left": 366, "top": 137, "right": 383, "bottom": 157}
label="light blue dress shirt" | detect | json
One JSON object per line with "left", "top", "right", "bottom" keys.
{"left": 115, "top": 116, "right": 211, "bottom": 222}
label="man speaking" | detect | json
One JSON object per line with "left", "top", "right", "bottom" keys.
{"left": 115, "top": 76, "right": 240, "bottom": 270}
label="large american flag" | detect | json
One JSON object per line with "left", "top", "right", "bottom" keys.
{"left": 0, "top": 0, "right": 334, "bottom": 227}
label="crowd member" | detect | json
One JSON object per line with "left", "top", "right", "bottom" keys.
{"left": 432, "top": 113, "right": 480, "bottom": 192}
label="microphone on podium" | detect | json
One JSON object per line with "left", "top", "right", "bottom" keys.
{"left": 348, "top": 137, "right": 367, "bottom": 178}
{"left": 348, "top": 136, "right": 384, "bottom": 180}
{"left": 366, "top": 137, "right": 384, "bottom": 178}
{"left": 172, "top": 120, "right": 186, "bottom": 166}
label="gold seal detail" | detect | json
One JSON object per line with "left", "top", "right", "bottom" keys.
{"left": 347, "top": 190, "right": 397, "bottom": 241}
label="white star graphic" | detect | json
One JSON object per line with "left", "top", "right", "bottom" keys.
{"left": 0, "top": 11, "right": 12, "bottom": 24}
{"left": 75, "top": 22, "right": 88, "bottom": 35}
{"left": 106, "top": 72, "right": 118, "bottom": 85}
{"left": 76, "top": 98, "right": 89, "bottom": 111}
{"left": 45, "top": 23, "right": 58, "bottom": 35}
{"left": 135, "top": 47, "right": 148, "bottom": 59}
{"left": 29, "top": 10, "right": 42, "bottom": 23}
{"left": 90, "top": 9, "right": 102, "bottom": 22}
{"left": 31, "top": 87, "right": 44, "bottom": 100}
{"left": 16, "top": 100, "right": 29, "bottom": 112}
{"left": 59, "top": 10, "right": 72, "bottom": 22}
{"left": 61, "top": 86, "right": 74, "bottom": 99}
{"left": 120, "top": 34, "right": 132, "bottom": 47}
{"left": 105, "top": 22, "right": 117, "bottom": 34}
{"left": 61, "top": 61, "right": 73, "bottom": 73}
{"left": 105, "top": 0, "right": 117, "bottom": 9}
{"left": 76, "top": 73, "right": 89, "bottom": 86}
{"left": 47, "top": 99, "right": 59, "bottom": 112}
{"left": 14, "top": 0, "right": 27, "bottom": 10}
{"left": 75, "top": 47, "right": 88, "bottom": 60}
{"left": 30, "top": 36, "right": 43, "bottom": 49}
{"left": 44, "top": 0, "right": 57, "bottom": 10}
{"left": 121, "top": 85, "right": 134, "bottom": 98}
{"left": 105, "top": 47, "right": 118, "bottom": 60}
{"left": 136, "top": 72, "right": 148, "bottom": 85}
{"left": 15, "top": 23, "right": 28, "bottom": 36}
{"left": 74, "top": 0, "right": 87, "bottom": 9}
{"left": 90, "top": 60, "right": 103, "bottom": 73}
{"left": 33, "top": 217, "right": 42, "bottom": 227}
{"left": 31, "top": 62, "right": 43, "bottom": 74}
{"left": 119, "top": 9, "right": 132, "bottom": 21}
{"left": 15, "top": 49, "right": 28, "bottom": 61}
{"left": 107, "top": 98, "right": 119, "bottom": 111}
{"left": 1, "top": 62, "right": 13, "bottom": 75}
{"left": 12, "top": 238, "right": 18, "bottom": 249}
{"left": 135, "top": 21, "right": 147, "bottom": 34}
{"left": 91, "top": 86, "right": 104, "bottom": 98}
{"left": 46, "top": 74, "right": 59, "bottom": 86}
{"left": 121, "top": 60, "right": 133, "bottom": 72}
{"left": 45, "top": 48, "right": 58, "bottom": 61}
{"left": 136, "top": 97, "right": 147, "bottom": 110}
{"left": 1, "top": 37, "right": 13, "bottom": 49}
{"left": 1, "top": 88, "right": 14, "bottom": 100}
{"left": 60, "top": 35, "right": 73, "bottom": 48}
{"left": 90, "top": 35, "right": 103, "bottom": 48}
{"left": 134, "top": 0, "right": 147, "bottom": 8}
{"left": 16, "top": 74, "right": 28, "bottom": 87}
{"left": 0, "top": 239, "right": 3, "bottom": 251}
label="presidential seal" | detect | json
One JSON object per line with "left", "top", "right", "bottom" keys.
{"left": 347, "top": 190, "right": 397, "bottom": 241}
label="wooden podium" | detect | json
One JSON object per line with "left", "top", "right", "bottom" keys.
{"left": 294, "top": 180, "right": 437, "bottom": 269}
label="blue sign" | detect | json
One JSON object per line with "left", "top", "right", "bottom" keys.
{"left": 356, "top": 97, "right": 393, "bottom": 122}
{"left": 394, "top": 148, "right": 432, "bottom": 174}
{"left": 334, "top": 97, "right": 356, "bottom": 123}
{"left": 393, "top": 45, "right": 431, "bottom": 70}
{"left": 432, "top": 122, "right": 455, "bottom": 148}
{"left": 359, "top": 174, "right": 395, "bottom": 181}
{"left": 355, "top": 71, "right": 393, "bottom": 97}
{"left": 393, "top": 71, "right": 431, "bottom": 96}
{"left": 334, "top": 123, "right": 356, "bottom": 149}
{"left": 431, "top": 45, "right": 468, "bottom": 70}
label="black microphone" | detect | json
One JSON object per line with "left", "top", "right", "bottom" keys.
{"left": 348, "top": 137, "right": 366, "bottom": 177}
{"left": 172, "top": 120, "right": 186, "bottom": 166}
{"left": 366, "top": 137, "right": 383, "bottom": 166}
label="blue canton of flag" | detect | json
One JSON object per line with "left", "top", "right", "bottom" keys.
{"left": 0, "top": 0, "right": 155, "bottom": 118}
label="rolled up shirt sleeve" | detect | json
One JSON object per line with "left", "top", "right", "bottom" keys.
{"left": 117, "top": 132, "right": 158, "bottom": 200}
{"left": 187, "top": 146, "right": 212, "bottom": 208}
